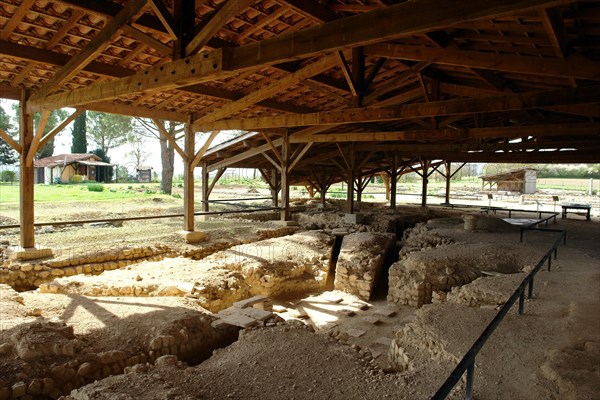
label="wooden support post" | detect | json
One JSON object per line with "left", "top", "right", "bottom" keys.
{"left": 356, "top": 174, "right": 363, "bottom": 203}
{"left": 352, "top": 46, "right": 365, "bottom": 107}
{"left": 201, "top": 161, "right": 209, "bottom": 212}
{"left": 421, "top": 159, "right": 430, "bottom": 207}
{"left": 280, "top": 131, "right": 290, "bottom": 221}
{"left": 445, "top": 161, "right": 452, "bottom": 204}
{"left": 271, "top": 169, "right": 279, "bottom": 207}
{"left": 390, "top": 153, "right": 398, "bottom": 210}
{"left": 183, "top": 119, "right": 195, "bottom": 231}
{"left": 19, "top": 90, "right": 35, "bottom": 249}
{"left": 347, "top": 146, "right": 355, "bottom": 214}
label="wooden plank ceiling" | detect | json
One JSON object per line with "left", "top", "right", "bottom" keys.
{"left": 0, "top": 0, "right": 598, "bottom": 186}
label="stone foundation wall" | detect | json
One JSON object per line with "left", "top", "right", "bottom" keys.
{"left": 0, "top": 245, "right": 172, "bottom": 290}
{"left": 0, "top": 316, "right": 237, "bottom": 400}
{"left": 334, "top": 232, "right": 396, "bottom": 300}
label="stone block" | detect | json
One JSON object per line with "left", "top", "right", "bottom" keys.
{"left": 346, "top": 328, "right": 366, "bottom": 338}
{"left": 362, "top": 315, "right": 382, "bottom": 325}
{"left": 344, "top": 213, "right": 365, "bottom": 225}
{"left": 8, "top": 246, "right": 53, "bottom": 261}
{"left": 177, "top": 230, "right": 208, "bottom": 244}
{"left": 233, "top": 295, "right": 269, "bottom": 309}
{"left": 373, "top": 306, "right": 397, "bottom": 318}
{"left": 374, "top": 336, "right": 393, "bottom": 347}
{"left": 219, "top": 314, "right": 259, "bottom": 328}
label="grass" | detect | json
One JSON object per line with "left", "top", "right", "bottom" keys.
{"left": 0, "top": 183, "right": 172, "bottom": 204}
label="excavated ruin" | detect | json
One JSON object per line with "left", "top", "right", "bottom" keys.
{"left": 1, "top": 204, "right": 597, "bottom": 399}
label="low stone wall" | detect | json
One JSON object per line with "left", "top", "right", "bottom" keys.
{"left": 388, "top": 243, "right": 527, "bottom": 308}
{"left": 334, "top": 232, "right": 396, "bottom": 300}
{"left": 445, "top": 273, "right": 526, "bottom": 307}
{"left": 0, "top": 285, "right": 238, "bottom": 400}
{"left": 0, "top": 245, "right": 172, "bottom": 290}
{"left": 201, "top": 230, "right": 334, "bottom": 300}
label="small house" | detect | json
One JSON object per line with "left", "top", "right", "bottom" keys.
{"left": 480, "top": 168, "right": 537, "bottom": 194}
{"left": 136, "top": 166, "right": 152, "bottom": 183}
{"left": 34, "top": 153, "right": 114, "bottom": 184}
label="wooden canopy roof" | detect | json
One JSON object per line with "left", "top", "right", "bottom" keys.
{"left": 1, "top": 0, "right": 599, "bottom": 186}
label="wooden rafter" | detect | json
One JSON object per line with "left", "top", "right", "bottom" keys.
{"left": 0, "top": 0, "right": 36, "bottom": 40}
{"left": 540, "top": 7, "right": 569, "bottom": 57}
{"left": 31, "top": 0, "right": 573, "bottom": 111}
{"left": 289, "top": 123, "right": 599, "bottom": 143}
{"left": 186, "top": 0, "right": 255, "bottom": 56}
{"left": 31, "top": 0, "right": 148, "bottom": 101}
{"left": 197, "top": 85, "right": 600, "bottom": 131}
{"left": 121, "top": 24, "right": 172, "bottom": 56}
{"left": 365, "top": 44, "right": 600, "bottom": 80}
{"left": 364, "top": 61, "right": 430, "bottom": 105}
{"left": 193, "top": 52, "right": 338, "bottom": 126}
{"left": 148, "top": 0, "right": 177, "bottom": 40}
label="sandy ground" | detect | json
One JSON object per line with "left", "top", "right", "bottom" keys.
{"left": 0, "top": 195, "right": 599, "bottom": 399}
{"left": 60, "top": 216, "right": 600, "bottom": 400}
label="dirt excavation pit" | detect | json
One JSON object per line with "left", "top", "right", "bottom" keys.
{"left": 1, "top": 206, "right": 598, "bottom": 399}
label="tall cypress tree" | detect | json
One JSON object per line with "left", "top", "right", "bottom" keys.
{"left": 71, "top": 111, "right": 87, "bottom": 153}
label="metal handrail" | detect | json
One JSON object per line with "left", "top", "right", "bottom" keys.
{"left": 519, "top": 213, "right": 561, "bottom": 242}
{"left": 431, "top": 230, "right": 566, "bottom": 400}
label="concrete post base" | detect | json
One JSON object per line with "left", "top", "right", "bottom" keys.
{"left": 9, "top": 246, "right": 53, "bottom": 261}
{"left": 178, "top": 230, "right": 208, "bottom": 244}
{"left": 344, "top": 213, "right": 365, "bottom": 224}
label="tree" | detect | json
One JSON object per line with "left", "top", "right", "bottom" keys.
{"left": 0, "top": 106, "right": 17, "bottom": 165}
{"left": 88, "top": 112, "right": 133, "bottom": 156}
{"left": 71, "top": 111, "right": 87, "bottom": 153}
{"left": 134, "top": 118, "right": 185, "bottom": 194}
{"left": 128, "top": 135, "right": 149, "bottom": 170}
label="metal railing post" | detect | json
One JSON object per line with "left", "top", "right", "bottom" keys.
{"left": 528, "top": 278, "right": 534, "bottom": 299}
{"left": 547, "top": 256, "right": 552, "bottom": 271}
{"left": 518, "top": 290, "right": 525, "bottom": 315}
{"left": 465, "top": 361, "right": 475, "bottom": 400}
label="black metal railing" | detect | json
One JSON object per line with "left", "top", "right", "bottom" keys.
{"left": 431, "top": 230, "right": 566, "bottom": 400}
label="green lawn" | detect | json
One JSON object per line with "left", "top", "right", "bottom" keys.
{"left": 0, "top": 183, "right": 170, "bottom": 204}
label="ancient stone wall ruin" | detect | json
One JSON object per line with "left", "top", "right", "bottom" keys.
{"left": 334, "top": 232, "right": 396, "bottom": 300}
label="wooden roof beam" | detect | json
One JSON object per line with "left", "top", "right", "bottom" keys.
{"left": 35, "top": 0, "right": 573, "bottom": 110}
{"left": 0, "top": 0, "right": 36, "bottom": 40}
{"left": 121, "top": 24, "right": 172, "bottom": 56}
{"left": 196, "top": 85, "right": 600, "bottom": 131}
{"left": 289, "top": 123, "right": 600, "bottom": 143}
{"left": 31, "top": 0, "right": 149, "bottom": 102}
{"left": 148, "top": 0, "right": 178, "bottom": 40}
{"left": 365, "top": 44, "right": 600, "bottom": 81}
{"left": 540, "top": 7, "right": 569, "bottom": 57}
{"left": 193, "top": 52, "right": 338, "bottom": 127}
{"left": 229, "top": 0, "right": 576, "bottom": 70}
{"left": 275, "top": 0, "right": 339, "bottom": 22}
{"left": 186, "top": 0, "right": 254, "bottom": 56}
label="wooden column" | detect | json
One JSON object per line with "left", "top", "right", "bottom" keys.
{"left": 444, "top": 161, "right": 452, "bottom": 205}
{"left": 280, "top": 131, "right": 290, "bottom": 221}
{"left": 390, "top": 153, "right": 398, "bottom": 210}
{"left": 271, "top": 168, "right": 279, "bottom": 207}
{"left": 347, "top": 148, "right": 355, "bottom": 214}
{"left": 356, "top": 173, "right": 363, "bottom": 203}
{"left": 19, "top": 90, "right": 35, "bottom": 248}
{"left": 201, "top": 161, "right": 209, "bottom": 212}
{"left": 183, "top": 119, "right": 195, "bottom": 231}
{"left": 421, "top": 159, "right": 430, "bottom": 207}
